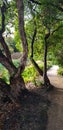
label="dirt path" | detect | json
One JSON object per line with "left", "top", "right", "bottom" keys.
{"left": 47, "top": 90, "right": 63, "bottom": 130}
{"left": 47, "top": 65, "right": 63, "bottom": 130}
{"left": 47, "top": 65, "right": 63, "bottom": 89}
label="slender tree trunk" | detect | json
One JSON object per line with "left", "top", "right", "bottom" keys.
{"left": 30, "top": 24, "right": 43, "bottom": 76}
{"left": 31, "top": 58, "right": 43, "bottom": 76}
{"left": 43, "top": 40, "right": 50, "bottom": 86}
{"left": 43, "top": 39, "right": 47, "bottom": 86}
{"left": 43, "top": 33, "right": 50, "bottom": 87}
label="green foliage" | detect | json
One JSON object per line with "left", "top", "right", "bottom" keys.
{"left": 0, "top": 61, "right": 43, "bottom": 83}
{"left": 0, "top": 59, "right": 53, "bottom": 84}
{"left": 47, "top": 52, "right": 58, "bottom": 65}
{"left": 0, "top": 60, "right": 20, "bottom": 83}
{"left": 47, "top": 61, "right": 53, "bottom": 69}
{"left": 22, "top": 63, "right": 44, "bottom": 83}
{"left": 0, "top": 64, "right": 9, "bottom": 84}
{"left": 25, "top": 18, "right": 44, "bottom": 60}
{"left": 14, "top": 17, "right": 23, "bottom": 52}
{"left": 22, "top": 65, "right": 37, "bottom": 82}
{"left": 51, "top": 28, "right": 63, "bottom": 66}
{"left": 33, "top": 79, "right": 43, "bottom": 87}
{"left": 58, "top": 67, "right": 63, "bottom": 76}
{"left": 12, "top": 60, "right": 20, "bottom": 68}
{"left": 2, "top": 69, "right": 9, "bottom": 84}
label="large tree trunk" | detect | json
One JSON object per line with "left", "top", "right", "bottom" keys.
{"left": 10, "top": 75, "right": 26, "bottom": 100}
{"left": 0, "top": 1, "right": 28, "bottom": 102}
{"left": 9, "top": 0, "right": 28, "bottom": 100}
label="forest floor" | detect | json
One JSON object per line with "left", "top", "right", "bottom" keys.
{"left": 0, "top": 65, "right": 63, "bottom": 130}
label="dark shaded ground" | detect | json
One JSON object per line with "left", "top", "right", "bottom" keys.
{"left": 0, "top": 81, "right": 63, "bottom": 130}
{"left": 0, "top": 87, "right": 50, "bottom": 130}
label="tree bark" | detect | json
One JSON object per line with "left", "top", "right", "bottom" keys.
{"left": 0, "top": 78, "right": 16, "bottom": 103}
{"left": 16, "top": 0, "right": 28, "bottom": 76}
{"left": 43, "top": 39, "right": 47, "bottom": 85}
{"left": 30, "top": 23, "right": 43, "bottom": 76}
{"left": 31, "top": 58, "right": 43, "bottom": 76}
{"left": 10, "top": 75, "right": 26, "bottom": 100}
{"left": 0, "top": 51, "right": 17, "bottom": 75}
{"left": 0, "top": 1, "right": 28, "bottom": 102}
{"left": 0, "top": 36, "right": 12, "bottom": 62}
{"left": 43, "top": 32, "right": 50, "bottom": 87}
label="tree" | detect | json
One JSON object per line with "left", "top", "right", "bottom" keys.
{"left": 0, "top": 0, "right": 28, "bottom": 102}
{"left": 27, "top": 0, "right": 63, "bottom": 88}
{"left": 27, "top": 3, "right": 44, "bottom": 76}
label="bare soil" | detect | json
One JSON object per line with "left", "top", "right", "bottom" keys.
{"left": 0, "top": 85, "right": 49, "bottom": 130}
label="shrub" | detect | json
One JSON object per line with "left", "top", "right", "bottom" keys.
{"left": 58, "top": 67, "right": 63, "bottom": 76}
{"left": 0, "top": 64, "right": 9, "bottom": 83}
{"left": 22, "top": 63, "right": 44, "bottom": 83}
{"left": 0, "top": 60, "right": 52, "bottom": 84}
{"left": 22, "top": 65, "right": 37, "bottom": 82}
{"left": 12, "top": 59, "right": 20, "bottom": 68}
{"left": 47, "top": 61, "right": 53, "bottom": 69}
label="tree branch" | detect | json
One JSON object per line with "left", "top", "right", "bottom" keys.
{"left": 51, "top": 25, "right": 63, "bottom": 35}
{"left": 0, "top": 36, "right": 12, "bottom": 62}
{"left": 51, "top": 3, "right": 63, "bottom": 12}
{"left": 1, "top": 2, "right": 6, "bottom": 33}
{"left": 30, "top": 26, "right": 37, "bottom": 58}
{"left": 30, "top": 58, "right": 43, "bottom": 76}
{"left": 0, "top": 51, "right": 17, "bottom": 75}
{"left": 28, "top": 0, "right": 41, "bottom": 5}
{"left": 30, "top": 21, "right": 43, "bottom": 76}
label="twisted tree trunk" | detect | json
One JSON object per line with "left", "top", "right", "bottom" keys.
{"left": 0, "top": 0, "right": 28, "bottom": 102}
{"left": 30, "top": 21, "right": 43, "bottom": 76}
{"left": 43, "top": 31, "right": 50, "bottom": 87}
